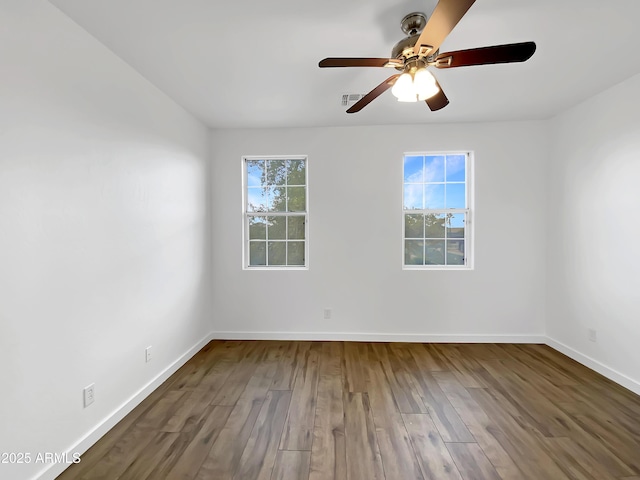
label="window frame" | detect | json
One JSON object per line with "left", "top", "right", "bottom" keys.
{"left": 242, "top": 155, "right": 309, "bottom": 270}
{"left": 402, "top": 151, "right": 474, "bottom": 270}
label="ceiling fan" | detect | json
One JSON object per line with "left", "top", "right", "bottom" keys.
{"left": 319, "top": 0, "right": 536, "bottom": 113}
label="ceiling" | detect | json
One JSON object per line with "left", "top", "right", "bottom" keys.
{"left": 49, "top": 0, "right": 640, "bottom": 129}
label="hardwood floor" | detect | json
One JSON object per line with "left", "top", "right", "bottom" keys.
{"left": 57, "top": 341, "right": 640, "bottom": 480}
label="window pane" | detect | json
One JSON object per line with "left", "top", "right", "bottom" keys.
{"left": 425, "top": 240, "right": 445, "bottom": 265}
{"left": 405, "top": 214, "right": 424, "bottom": 239}
{"left": 267, "top": 216, "right": 286, "bottom": 240}
{"left": 424, "top": 184, "right": 445, "bottom": 209}
{"left": 266, "top": 160, "right": 287, "bottom": 185}
{"left": 446, "top": 155, "right": 466, "bottom": 182}
{"left": 287, "top": 187, "right": 306, "bottom": 212}
{"left": 249, "top": 216, "right": 266, "bottom": 239}
{"left": 447, "top": 240, "right": 465, "bottom": 265}
{"left": 425, "top": 214, "right": 446, "bottom": 238}
{"left": 288, "top": 216, "right": 305, "bottom": 240}
{"left": 405, "top": 240, "right": 424, "bottom": 265}
{"left": 268, "top": 187, "right": 286, "bottom": 212}
{"left": 249, "top": 241, "right": 266, "bottom": 266}
{"left": 268, "top": 241, "right": 286, "bottom": 265}
{"left": 247, "top": 160, "right": 265, "bottom": 187}
{"left": 447, "top": 213, "right": 465, "bottom": 238}
{"left": 446, "top": 183, "right": 466, "bottom": 209}
{"left": 287, "top": 159, "right": 305, "bottom": 185}
{"left": 404, "top": 155, "right": 424, "bottom": 183}
{"left": 288, "top": 241, "right": 305, "bottom": 265}
{"left": 424, "top": 156, "right": 445, "bottom": 182}
{"left": 247, "top": 187, "right": 267, "bottom": 212}
{"left": 403, "top": 184, "right": 423, "bottom": 210}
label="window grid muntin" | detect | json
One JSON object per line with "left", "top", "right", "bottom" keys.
{"left": 244, "top": 157, "right": 308, "bottom": 269}
{"left": 403, "top": 153, "right": 470, "bottom": 268}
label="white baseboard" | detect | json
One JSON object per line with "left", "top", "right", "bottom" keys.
{"left": 545, "top": 337, "right": 640, "bottom": 396}
{"left": 212, "top": 331, "right": 546, "bottom": 344}
{"left": 35, "top": 333, "right": 215, "bottom": 480}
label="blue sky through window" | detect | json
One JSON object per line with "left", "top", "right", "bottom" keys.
{"left": 403, "top": 154, "right": 466, "bottom": 210}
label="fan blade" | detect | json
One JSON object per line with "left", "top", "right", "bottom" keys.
{"left": 425, "top": 78, "right": 449, "bottom": 111}
{"left": 319, "top": 58, "right": 402, "bottom": 68}
{"left": 413, "top": 0, "right": 476, "bottom": 56}
{"left": 347, "top": 74, "right": 400, "bottom": 113}
{"left": 434, "top": 42, "right": 536, "bottom": 68}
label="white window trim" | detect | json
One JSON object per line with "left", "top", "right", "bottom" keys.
{"left": 242, "top": 155, "right": 309, "bottom": 270}
{"left": 402, "top": 151, "right": 474, "bottom": 270}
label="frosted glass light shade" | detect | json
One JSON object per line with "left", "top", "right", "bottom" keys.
{"left": 414, "top": 68, "right": 439, "bottom": 101}
{"left": 391, "top": 69, "right": 440, "bottom": 103}
{"left": 391, "top": 73, "right": 417, "bottom": 102}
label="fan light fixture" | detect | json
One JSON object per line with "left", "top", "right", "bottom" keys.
{"left": 391, "top": 68, "right": 439, "bottom": 102}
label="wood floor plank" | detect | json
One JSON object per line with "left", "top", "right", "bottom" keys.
{"left": 410, "top": 370, "right": 475, "bottom": 443}
{"left": 162, "top": 389, "right": 215, "bottom": 433}
{"left": 563, "top": 387, "right": 640, "bottom": 441}
{"left": 271, "top": 451, "right": 311, "bottom": 480}
{"left": 558, "top": 402, "right": 638, "bottom": 477}
{"left": 377, "top": 343, "right": 429, "bottom": 414}
{"left": 343, "top": 392, "right": 385, "bottom": 480}
{"left": 136, "top": 389, "right": 186, "bottom": 430}
{"left": 318, "top": 341, "right": 343, "bottom": 377}
{"left": 431, "top": 371, "right": 524, "bottom": 480}
{"left": 310, "top": 375, "right": 347, "bottom": 480}
{"left": 117, "top": 431, "right": 179, "bottom": 480}
{"left": 446, "top": 442, "right": 501, "bottom": 480}
{"left": 164, "top": 405, "right": 233, "bottom": 480}
{"left": 541, "top": 437, "right": 618, "bottom": 480}
{"left": 194, "top": 366, "right": 274, "bottom": 480}
{"left": 234, "top": 390, "right": 293, "bottom": 480}
{"left": 77, "top": 422, "right": 159, "bottom": 480}
{"left": 280, "top": 347, "right": 320, "bottom": 450}
{"left": 402, "top": 413, "right": 463, "bottom": 480}
{"left": 476, "top": 358, "right": 573, "bottom": 437}
{"left": 56, "top": 342, "right": 640, "bottom": 480}
{"left": 194, "top": 360, "right": 277, "bottom": 480}
{"left": 271, "top": 342, "right": 309, "bottom": 390}
{"left": 501, "top": 344, "right": 580, "bottom": 387}
{"left": 472, "top": 360, "right": 636, "bottom": 478}
{"left": 366, "top": 359, "right": 425, "bottom": 479}
{"left": 194, "top": 397, "right": 264, "bottom": 480}
{"left": 430, "top": 344, "right": 489, "bottom": 389}
{"left": 343, "top": 342, "right": 367, "bottom": 392}
{"left": 466, "top": 386, "right": 572, "bottom": 480}
{"left": 211, "top": 343, "right": 263, "bottom": 405}
{"left": 409, "top": 343, "right": 446, "bottom": 371}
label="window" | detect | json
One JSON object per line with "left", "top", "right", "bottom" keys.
{"left": 243, "top": 156, "right": 308, "bottom": 269}
{"left": 403, "top": 152, "right": 472, "bottom": 269}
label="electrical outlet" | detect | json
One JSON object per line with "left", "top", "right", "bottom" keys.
{"left": 83, "top": 384, "right": 95, "bottom": 408}
{"left": 145, "top": 346, "right": 152, "bottom": 363}
{"left": 588, "top": 329, "right": 597, "bottom": 342}
{"left": 323, "top": 308, "right": 332, "bottom": 320}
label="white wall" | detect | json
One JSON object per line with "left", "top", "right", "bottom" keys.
{"left": 0, "top": 2, "right": 212, "bottom": 479}
{"left": 211, "top": 122, "right": 548, "bottom": 340}
{"left": 547, "top": 72, "right": 640, "bottom": 393}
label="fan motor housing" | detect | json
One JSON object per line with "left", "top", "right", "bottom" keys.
{"left": 391, "top": 34, "right": 420, "bottom": 60}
